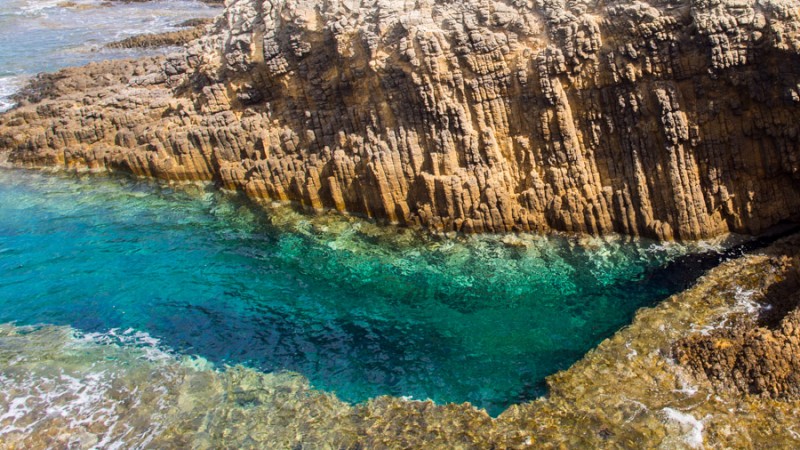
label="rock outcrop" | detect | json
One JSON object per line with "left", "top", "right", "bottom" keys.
{"left": 105, "top": 19, "right": 215, "bottom": 49}
{"left": 3, "top": 0, "right": 800, "bottom": 239}
{"left": 675, "top": 247, "right": 800, "bottom": 398}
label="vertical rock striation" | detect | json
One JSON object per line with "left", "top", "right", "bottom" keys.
{"left": 2, "top": 0, "right": 800, "bottom": 239}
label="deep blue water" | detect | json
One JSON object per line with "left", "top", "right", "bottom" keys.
{"left": 0, "top": 169, "right": 711, "bottom": 414}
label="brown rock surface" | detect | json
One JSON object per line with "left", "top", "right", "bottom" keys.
{"left": 105, "top": 19, "right": 215, "bottom": 49}
{"left": 2, "top": 0, "right": 800, "bottom": 239}
{"left": 675, "top": 248, "right": 800, "bottom": 398}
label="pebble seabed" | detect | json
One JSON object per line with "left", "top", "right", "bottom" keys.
{"left": 1, "top": 175, "right": 800, "bottom": 449}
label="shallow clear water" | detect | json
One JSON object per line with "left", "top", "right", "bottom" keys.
{"left": 0, "top": 0, "right": 726, "bottom": 418}
{"left": 0, "top": 169, "right": 714, "bottom": 414}
{"left": 0, "top": 0, "right": 219, "bottom": 111}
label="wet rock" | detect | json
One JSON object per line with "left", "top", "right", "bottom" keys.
{"left": 675, "top": 250, "right": 800, "bottom": 398}
{"left": 105, "top": 20, "right": 214, "bottom": 49}
{"left": 4, "top": 234, "right": 800, "bottom": 447}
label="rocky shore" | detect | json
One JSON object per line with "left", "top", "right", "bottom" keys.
{"left": 2, "top": 0, "right": 800, "bottom": 446}
{"left": 2, "top": 0, "right": 800, "bottom": 240}
{"left": 105, "top": 18, "right": 215, "bottom": 49}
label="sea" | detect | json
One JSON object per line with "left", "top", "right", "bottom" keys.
{"left": 0, "top": 0, "right": 219, "bottom": 112}
{"left": 0, "top": 0, "right": 736, "bottom": 446}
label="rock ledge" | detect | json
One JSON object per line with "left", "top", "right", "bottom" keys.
{"left": 2, "top": 0, "right": 800, "bottom": 239}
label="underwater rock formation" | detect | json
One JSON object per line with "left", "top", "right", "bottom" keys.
{"left": 5, "top": 233, "right": 800, "bottom": 448}
{"left": 2, "top": 0, "right": 800, "bottom": 239}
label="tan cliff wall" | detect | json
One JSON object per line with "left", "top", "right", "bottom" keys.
{"left": 2, "top": 0, "right": 800, "bottom": 239}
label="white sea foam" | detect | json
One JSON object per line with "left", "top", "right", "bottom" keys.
{"left": 661, "top": 355, "right": 703, "bottom": 398}
{"left": 624, "top": 341, "right": 638, "bottom": 360}
{"left": 694, "top": 239, "right": 726, "bottom": 254}
{"left": 0, "top": 76, "right": 25, "bottom": 113}
{"left": 662, "top": 407, "right": 705, "bottom": 449}
{"left": 689, "top": 284, "right": 764, "bottom": 337}
{"left": 732, "top": 286, "right": 760, "bottom": 315}
{"left": 0, "top": 326, "right": 184, "bottom": 447}
{"left": 645, "top": 240, "right": 683, "bottom": 255}
{"left": 674, "top": 371, "right": 699, "bottom": 396}
{"left": 2, "top": 371, "right": 128, "bottom": 446}
{"left": 75, "top": 327, "right": 174, "bottom": 363}
{"left": 619, "top": 397, "right": 650, "bottom": 425}
{"left": 0, "top": 393, "right": 33, "bottom": 424}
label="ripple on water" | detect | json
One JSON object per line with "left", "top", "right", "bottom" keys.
{"left": 0, "top": 323, "right": 356, "bottom": 449}
{"left": 0, "top": 170, "right": 729, "bottom": 416}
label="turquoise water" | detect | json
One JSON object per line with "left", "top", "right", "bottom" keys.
{"left": 0, "top": 169, "right": 712, "bottom": 414}
{"left": 0, "top": 0, "right": 723, "bottom": 416}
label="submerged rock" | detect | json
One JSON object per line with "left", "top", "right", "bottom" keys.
{"left": 1, "top": 0, "right": 800, "bottom": 446}
{"left": 507, "top": 233, "right": 800, "bottom": 448}
{"left": 1, "top": 0, "right": 800, "bottom": 239}
{"left": 4, "top": 234, "right": 800, "bottom": 448}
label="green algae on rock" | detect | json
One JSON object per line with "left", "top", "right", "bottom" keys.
{"left": 3, "top": 228, "right": 800, "bottom": 448}
{"left": 0, "top": 169, "right": 713, "bottom": 418}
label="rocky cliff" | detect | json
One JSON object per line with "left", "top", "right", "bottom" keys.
{"left": 2, "top": 0, "right": 800, "bottom": 239}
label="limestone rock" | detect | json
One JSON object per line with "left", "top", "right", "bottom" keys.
{"left": 3, "top": 0, "right": 800, "bottom": 239}
{"left": 675, "top": 252, "right": 800, "bottom": 398}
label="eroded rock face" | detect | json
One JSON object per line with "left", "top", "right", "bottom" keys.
{"left": 3, "top": 0, "right": 800, "bottom": 239}
{"left": 675, "top": 254, "right": 800, "bottom": 398}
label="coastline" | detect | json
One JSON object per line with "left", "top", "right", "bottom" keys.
{"left": 2, "top": 0, "right": 800, "bottom": 240}
{"left": 1, "top": 0, "right": 800, "bottom": 447}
